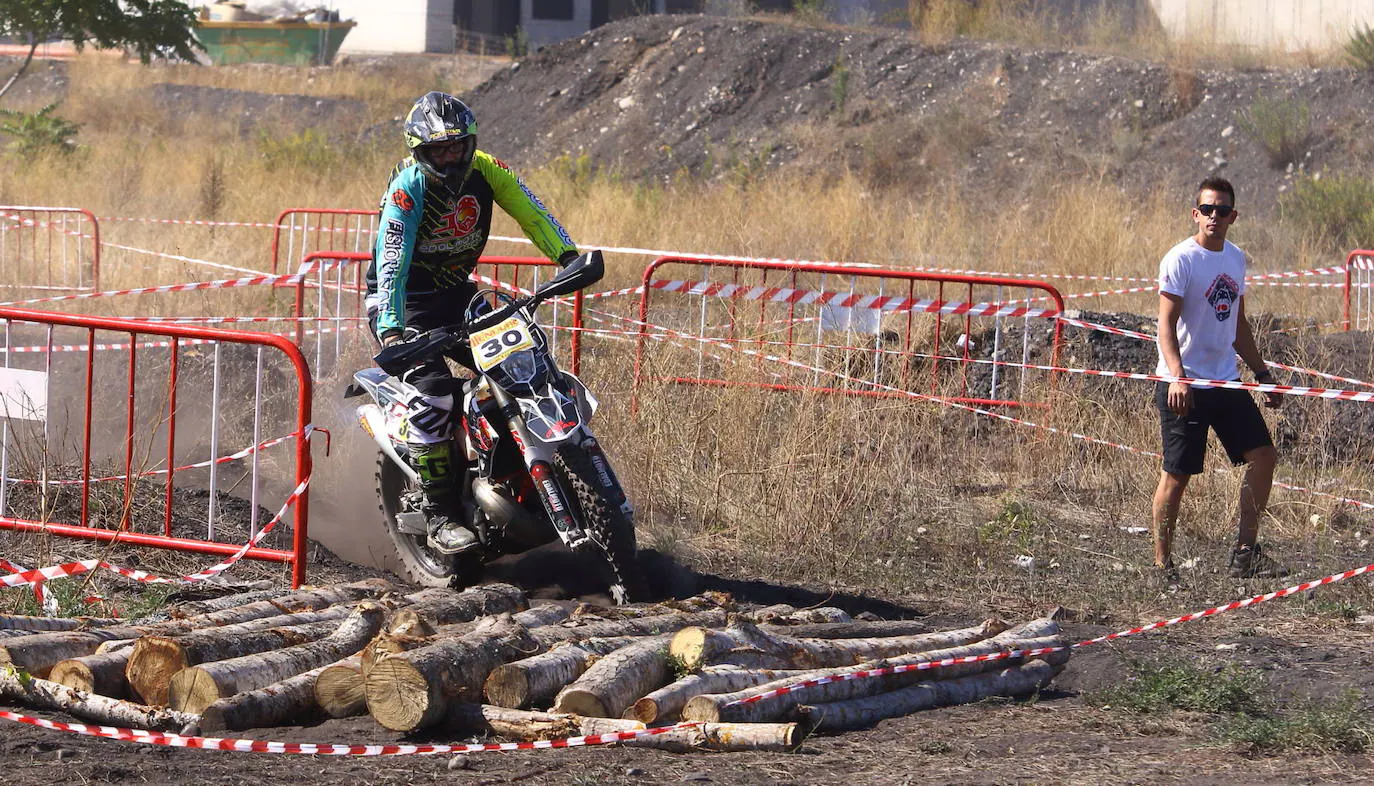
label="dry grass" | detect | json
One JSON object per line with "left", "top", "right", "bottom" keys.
{"left": 0, "top": 52, "right": 1371, "bottom": 626}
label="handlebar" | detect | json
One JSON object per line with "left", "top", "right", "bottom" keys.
{"left": 371, "top": 250, "right": 604, "bottom": 377}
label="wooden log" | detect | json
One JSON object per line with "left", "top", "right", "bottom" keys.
{"left": 49, "top": 648, "right": 137, "bottom": 699}
{"left": 631, "top": 665, "right": 806, "bottom": 724}
{"left": 0, "top": 583, "right": 391, "bottom": 679}
{"left": 58, "top": 607, "right": 355, "bottom": 701}
{"left": 196, "top": 655, "right": 358, "bottom": 733}
{"left": 681, "top": 624, "right": 1065, "bottom": 724}
{"left": 483, "top": 635, "right": 642, "bottom": 710}
{"left": 312, "top": 655, "right": 365, "bottom": 718}
{"left": 533, "top": 609, "right": 728, "bottom": 647}
{"left": 671, "top": 617, "right": 1007, "bottom": 672}
{"left": 363, "top": 604, "right": 575, "bottom": 677}
{"left": 169, "top": 603, "right": 387, "bottom": 713}
{"left": 0, "top": 615, "right": 122, "bottom": 631}
{"left": 165, "top": 588, "right": 283, "bottom": 619}
{"left": 94, "top": 639, "right": 137, "bottom": 655}
{"left": 187, "top": 578, "right": 395, "bottom": 627}
{"left": 758, "top": 619, "right": 931, "bottom": 640}
{"left": 0, "top": 628, "right": 149, "bottom": 677}
{"left": 552, "top": 633, "right": 675, "bottom": 718}
{"left": 388, "top": 582, "right": 527, "bottom": 628}
{"left": 622, "top": 721, "right": 804, "bottom": 753}
{"left": 365, "top": 615, "right": 540, "bottom": 732}
{"left": 0, "top": 665, "right": 197, "bottom": 732}
{"left": 443, "top": 703, "right": 644, "bottom": 741}
{"left": 798, "top": 658, "right": 1064, "bottom": 732}
{"left": 746, "top": 606, "right": 851, "bottom": 625}
{"left": 128, "top": 619, "right": 345, "bottom": 707}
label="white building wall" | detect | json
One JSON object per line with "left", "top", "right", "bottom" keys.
{"left": 1149, "top": 0, "right": 1374, "bottom": 51}
{"left": 325, "top": 0, "right": 434, "bottom": 53}
{"left": 522, "top": 0, "right": 593, "bottom": 50}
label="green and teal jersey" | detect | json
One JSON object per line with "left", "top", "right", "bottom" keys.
{"left": 366, "top": 150, "right": 577, "bottom": 333}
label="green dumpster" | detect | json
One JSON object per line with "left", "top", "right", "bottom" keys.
{"left": 195, "top": 20, "right": 356, "bottom": 66}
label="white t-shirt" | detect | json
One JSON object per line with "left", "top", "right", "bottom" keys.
{"left": 1155, "top": 237, "right": 1248, "bottom": 384}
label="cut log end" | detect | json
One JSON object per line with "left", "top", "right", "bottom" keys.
{"left": 365, "top": 656, "right": 433, "bottom": 732}
{"left": 314, "top": 662, "right": 366, "bottom": 719}
{"left": 125, "top": 637, "right": 188, "bottom": 707}
{"left": 681, "top": 694, "right": 723, "bottom": 723}
{"left": 482, "top": 665, "right": 531, "bottom": 710}
{"left": 630, "top": 696, "right": 659, "bottom": 724}
{"left": 168, "top": 666, "right": 224, "bottom": 714}
{"left": 48, "top": 661, "right": 94, "bottom": 694}
{"left": 668, "top": 627, "right": 710, "bottom": 672}
{"left": 551, "top": 688, "right": 608, "bottom": 719}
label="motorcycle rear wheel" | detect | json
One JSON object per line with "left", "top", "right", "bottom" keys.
{"left": 376, "top": 454, "right": 480, "bottom": 589}
{"left": 553, "top": 445, "right": 649, "bottom": 604}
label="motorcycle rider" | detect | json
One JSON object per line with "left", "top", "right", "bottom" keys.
{"left": 366, "top": 91, "right": 580, "bottom": 553}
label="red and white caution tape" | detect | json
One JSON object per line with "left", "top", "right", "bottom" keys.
{"left": 625, "top": 310, "right": 1374, "bottom": 512}
{"left": 0, "top": 558, "right": 55, "bottom": 613}
{"left": 8, "top": 428, "right": 311, "bottom": 486}
{"left": 0, "top": 477, "right": 309, "bottom": 589}
{"left": 0, "top": 710, "right": 703, "bottom": 755}
{"left": 725, "top": 559, "right": 1374, "bottom": 709}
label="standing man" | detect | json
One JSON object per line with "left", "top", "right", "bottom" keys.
{"left": 1152, "top": 177, "right": 1286, "bottom": 583}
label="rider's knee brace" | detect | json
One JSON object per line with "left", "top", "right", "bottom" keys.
{"left": 404, "top": 392, "right": 454, "bottom": 446}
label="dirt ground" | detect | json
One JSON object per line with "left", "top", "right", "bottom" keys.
{"left": 4, "top": 593, "right": 1374, "bottom": 785}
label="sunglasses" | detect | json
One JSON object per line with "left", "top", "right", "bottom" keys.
{"left": 1196, "top": 203, "right": 1234, "bottom": 218}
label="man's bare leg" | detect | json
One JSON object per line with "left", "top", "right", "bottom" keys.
{"left": 1152, "top": 470, "right": 1190, "bottom": 568}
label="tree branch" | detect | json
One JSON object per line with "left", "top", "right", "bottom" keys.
{"left": 0, "top": 36, "right": 39, "bottom": 106}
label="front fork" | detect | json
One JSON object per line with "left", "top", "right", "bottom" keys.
{"left": 488, "top": 386, "right": 594, "bottom": 552}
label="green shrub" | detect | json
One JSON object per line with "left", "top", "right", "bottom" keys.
{"left": 831, "top": 57, "right": 851, "bottom": 115}
{"left": 0, "top": 103, "right": 81, "bottom": 157}
{"left": 1346, "top": 23, "right": 1374, "bottom": 70}
{"left": 1239, "top": 97, "right": 1313, "bottom": 169}
{"left": 1279, "top": 173, "right": 1374, "bottom": 252}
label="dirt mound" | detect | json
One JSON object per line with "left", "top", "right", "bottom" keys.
{"left": 467, "top": 14, "right": 1374, "bottom": 210}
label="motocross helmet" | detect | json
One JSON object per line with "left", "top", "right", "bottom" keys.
{"left": 404, "top": 91, "right": 478, "bottom": 188}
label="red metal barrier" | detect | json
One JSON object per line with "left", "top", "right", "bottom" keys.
{"left": 1345, "top": 249, "right": 1374, "bottom": 331}
{"left": 0, "top": 206, "right": 100, "bottom": 292}
{"left": 633, "top": 256, "right": 1064, "bottom": 408}
{"left": 0, "top": 307, "right": 314, "bottom": 587}
{"left": 288, "top": 252, "right": 585, "bottom": 374}
{"left": 270, "top": 208, "right": 376, "bottom": 275}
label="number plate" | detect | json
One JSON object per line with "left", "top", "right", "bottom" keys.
{"left": 471, "top": 316, "right": 535, "bottom": 371}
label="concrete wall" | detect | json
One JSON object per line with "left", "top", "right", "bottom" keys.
{"left": 1148, "top": 0, "right": 1374, "bottom": 51}
{"left": 318, "top": 0, "right": 447, "bottom": 54}
{"left": 522, "top": 0, "right": 592, "bottom": 49}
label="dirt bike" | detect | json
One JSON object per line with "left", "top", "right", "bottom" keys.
{"left": 346, "top": 251, "right": 647, "bottom": 602}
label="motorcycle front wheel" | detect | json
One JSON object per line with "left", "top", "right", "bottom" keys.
{"left": 376, "top": 454, "right": 480, "bottom": 589}
{"left": 553, "top": 445, "right": 650, "bottom": 604}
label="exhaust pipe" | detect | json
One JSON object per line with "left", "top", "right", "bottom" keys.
{"left": 356, "top": 403, "right": 419, "bottom": 484}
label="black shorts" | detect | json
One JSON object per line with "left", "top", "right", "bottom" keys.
{"left": 368, "top": 288, "right": 477, "bottom": 397}
{"left": 1156, "top": 382, "right": 1273, "bottom": 475}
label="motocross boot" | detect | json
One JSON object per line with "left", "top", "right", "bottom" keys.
{"left": 411, "top": 440, "right": 478, "bottom": 553}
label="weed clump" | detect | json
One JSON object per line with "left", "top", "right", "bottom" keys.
{"left": 1092, "top": 660, "right": 1268, "bottom": 715}
{"left": 1222, "top": 694, "right": 1373, "bottom": 754}
{"left": 1345, "top": 23, "right": 1374, "bottom": 71}
{"left": 1240, "top": 97, "right": 1314, "bottom": 169}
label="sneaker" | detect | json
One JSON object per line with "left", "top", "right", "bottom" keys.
{"left": 1228, "top": 544, "right": 1289, "bottom": 579}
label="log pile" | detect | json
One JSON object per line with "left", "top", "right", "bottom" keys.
{"left": 0, "top": 581, "right": 1070, "bottom": 753}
